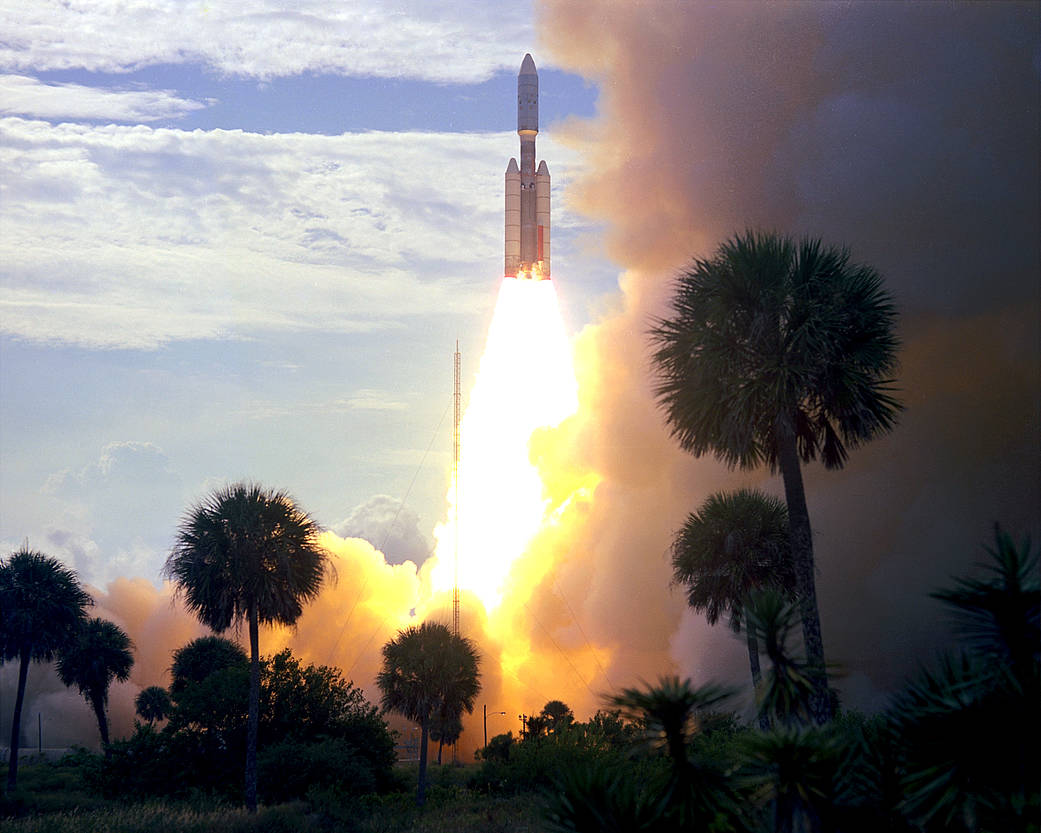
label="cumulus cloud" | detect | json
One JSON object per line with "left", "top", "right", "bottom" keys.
{"left": 41, "top": 441, "right": 183, "bottom": 584}
{"left": 0, "top": 2, "right": 534, "bottom": 82}
{"left": 332, "top": 495, "right": 431, "bottom": 566}
{"left": 0, "top": 74, "right": 211, "bottom": 122}
{"left": 0, "top": 117, "right": 588, "bottom": 348}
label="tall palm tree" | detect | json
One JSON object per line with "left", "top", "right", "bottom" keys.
{"left": 0, "top": 547, "right": 92, "bottom": 790}
{"left": 56, "top": 617, "right": 134, "bottom": 755}
{"left": 164, "top": 482, "right": 327, "bottom": 813}
{"left": 650, "top": 230, "right": 902, "bottom": 723}
{"left": 376, "top": 621, "right": 480, "bottom": 806}
{"left": 671, "top": 489, "right": 795, "bottom": 701}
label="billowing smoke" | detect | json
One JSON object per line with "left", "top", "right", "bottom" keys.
{"left": 4, "top": 1, "right": 1036, "bottom": 757}
{"left": 523, "top": 0, "right": 1040, "bottom": 708}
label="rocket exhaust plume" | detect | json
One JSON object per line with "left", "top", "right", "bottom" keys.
{"left": 430, "top": 54, "right": 575, "bottom": 614}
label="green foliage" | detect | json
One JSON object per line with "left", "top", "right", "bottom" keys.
{"left": 96, "top": 645, "right": 395, "bottom": 803}
{"left": 164, "top": 482, "right": 328, "bottom": 812}
{"left": 542, "top": 759, "right": 671, "bottom": 833}
{"left": 1, "top": 547, "right": 93, "bottom": 789}
{"left": 740, "top": 726, "right": 843, "bottom": 833}
{"left": 0, "top": 548, "right": 93, "bottom": 664}
{"left": 649, "top": 230, "right": 902, "bottom": 472}
{"left": 165, "top": 483, "right": 327, "bottom": 633}
{"left": 377, "top": 621, "right": 481, "bottom": 807}
{"left": 56, "top": 617, "right": 135, "bottom": 748}
{"left": 540, "top": 700, "right": 575, "bottom": 732}
{"left": 672, "top": 489, "right": 794, "bottom": 630}
{"left": 744, "top": 589, "right": 816, "bottom": 726}
{"left": 170, "top": 636, "right": 248, "bottom": 696}
{"left": 479, "top": 731, "right": 514, "bottom": 763}
{"left": 135, "top": 686, "right": 173, "bottom": 724}
{"left": 257, "top": 738, "right": 377, "bottom": 803}
{"left": 608, "top": 675, "right": 734, "bottom": 769}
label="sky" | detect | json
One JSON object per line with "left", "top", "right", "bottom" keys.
{"left": 1, "top": 1, "right": 1039, "bottom": 749}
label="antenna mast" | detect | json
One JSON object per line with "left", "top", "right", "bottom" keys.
{"left": 452, "top": 340, "right": 461, "bottom": 636}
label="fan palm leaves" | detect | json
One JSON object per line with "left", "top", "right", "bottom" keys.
{"left": 672, "top": 489, "right": 795, "bottom": 698}
{"left": 56, "top": 617, "right": 134, "bottom": 754}
{"left": 651, "top": 231, "right": 902, "bottom": 722}
{"left": 164, "top": 482, "right": 328, "bottom": 813}
{"left": 0, "top": 546, "right": 92, "bottom": 789}
{"left": 376, "top": 621, "right": 480, "bottom": 806}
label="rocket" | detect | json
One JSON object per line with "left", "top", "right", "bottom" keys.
{"left": 505, "top": 54, "right": 550, "bottom": 280}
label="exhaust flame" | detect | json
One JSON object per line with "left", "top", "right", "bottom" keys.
{"left": 430, "top": 277, "right": 578, "bottom": 611}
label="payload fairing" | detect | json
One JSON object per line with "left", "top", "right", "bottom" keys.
{"left": 505, "top": 54, "right": 550, "bottom": 280}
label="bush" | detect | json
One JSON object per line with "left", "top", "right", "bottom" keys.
{"left": 258, "top": 738, "right": 377, "bottom": 803}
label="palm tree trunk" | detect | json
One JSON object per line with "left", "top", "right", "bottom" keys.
{"left": 90, "top": 692, "right": 111, "bottom": 757}
{"left": 6, "top": 647, "right": 30, "bottom": 791}
{"left": 437, "top": 737, "right": 444, "bottom": 765}
{"left": 776, "top": 425, "right": 831, "bottom": 724}
{"left": 417, "top": 715, "right": 429, "bottom": 807}
{"left": 746, "top": 629, "right": 771, "bottom": 731}
{"left": 245, "top": 603, "right": 260, "bottom": 813}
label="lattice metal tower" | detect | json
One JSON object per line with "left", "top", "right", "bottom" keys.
{"left": 452, "top": 340, "right": 461, "bottom": 637}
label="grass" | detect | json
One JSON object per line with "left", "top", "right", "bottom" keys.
{"left": 1, "top": 756, "right": 548, "bottom": 833}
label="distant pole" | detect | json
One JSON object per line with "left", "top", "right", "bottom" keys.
{"left": 483, "top": 704, "right": 487, "bottom": 748}
{"left": 38, "top": 712, "right": 42, "bottom": 755}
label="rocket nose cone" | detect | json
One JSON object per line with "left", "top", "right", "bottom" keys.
{"left": 520, "top": 53, "right": 537, "bottom": 75}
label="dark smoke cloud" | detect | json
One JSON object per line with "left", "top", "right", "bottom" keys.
{"left": 531, "top": 0, "right": 1040, "bottom": 708}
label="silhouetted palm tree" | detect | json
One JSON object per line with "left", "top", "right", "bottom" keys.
{"left": 889, "top": 527, "right": 1039, "bottom": 832}
{"left": 609, "top": 676, "right": 738, "bottom": 828}
{"left": 671, "top": 489, "right": 795, "bottom": 702}
{"left": 376, "top": 621, "right": 480, "bottom": 806}
{"left": 742, "top": 725, "right": 842, "bottom": 833}
{"left": 650, "top": 230, "right": 902, "bottom": 723}
{"left": 931, "top": 524, "right": 1039, "bottom": 691}
{"left": 135, "top": 685, "right": 172, "bottom": 724}
{"left": 165, "top": 482, "right": 327, "bottom": 813}
{"left": 56, "top": 617, "right": 134, "bottom": 754}
{"left": 541, "top": 699, "right": 576, "bottom": 732}
{"left": 0, "top": 547, "right": 92, "bottom": 789}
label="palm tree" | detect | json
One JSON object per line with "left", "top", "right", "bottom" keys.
{"left": 744, "top": 589, "right": 816, "bottom": 727}
{"left": 0, "top": 546, "right": 92, "bottom": 790}
{"left": 742, "top": 725, "right": 842, "bottom": 833}
{"left": 135, "top": 685, "right": 172, "bottom": 724}
{"left": 930, "top": 524, "right": 1039, "bottom": 691}
{"left": 376, "top": 621, "right": 480, "bottom": 806}
{"left": 650, "top": 230, "right": 902, "bottom": 723}
{"left": 164, "top": 482, "right": 327, "bottom": 813}
{"left": 671, "top": 489, "right": 795, "bottom": 703}
{"left": 56, "top": 617, "right": 134, "bottom": 754}
{"left": 608, "top": 676, "right": 738, "bottom": 828}
{"left": 541, "top": 699, "right": 576, "bottom": 732}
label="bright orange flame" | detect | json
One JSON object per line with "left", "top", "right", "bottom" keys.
{"left": 430, "top": 277, "right": 578, "bottom": 610}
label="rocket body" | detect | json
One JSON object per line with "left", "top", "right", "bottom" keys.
{"left": 505, "top": 54, "right": 550, "bottom": 280}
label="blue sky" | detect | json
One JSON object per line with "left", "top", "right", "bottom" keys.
{"left": 0, "top": 1, "right": 612, "bottom": 587}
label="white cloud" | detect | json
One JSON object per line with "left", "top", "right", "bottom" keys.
{"left": 0, "top": 1, "right": 534, "bottom": 81}
{"left": 332, "top": 494, "right": 431, "bottom": 565}
{"left": 0, "top": 74, "right": 211, "bottom": 121}
{"left": 0, "top": 116, "right": 588, "bottom": 349}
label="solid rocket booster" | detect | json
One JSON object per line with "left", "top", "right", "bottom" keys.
{"left": 505, "top": 53, "right": 550, "bottom": 280}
